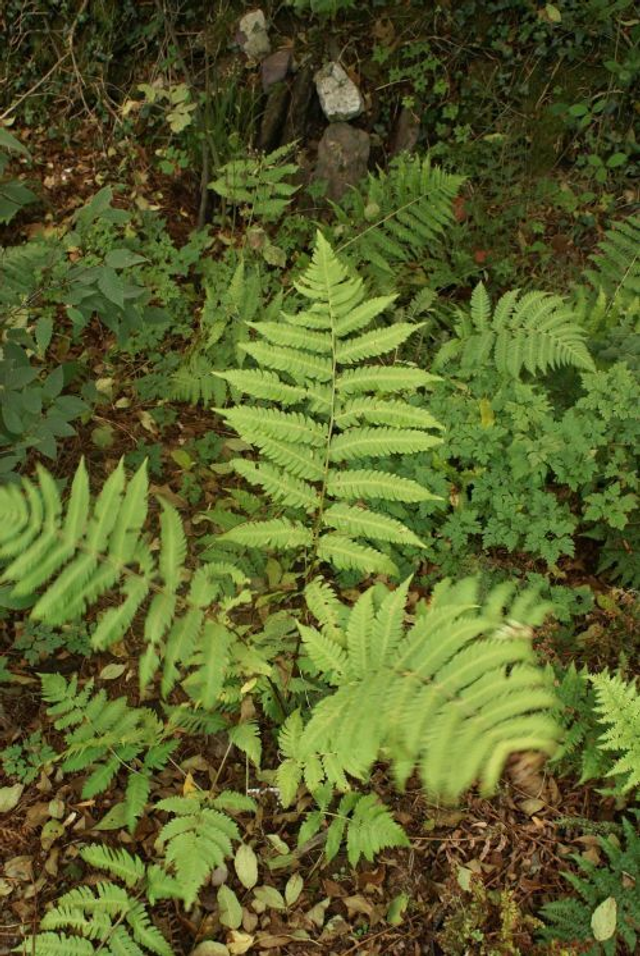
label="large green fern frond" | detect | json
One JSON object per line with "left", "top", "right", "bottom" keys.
{"left": 0, "top": 458, "right": 243, "bottom": 701}
{"left": 278, "top": 576, "right": 560, "bottom": 804}
{"left": 217, "top": 232, "right": 442, "bottom": 576}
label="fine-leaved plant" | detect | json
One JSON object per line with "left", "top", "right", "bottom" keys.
{"left": 215, "top": 231, "right": 443, "bottom": 578}
{"left": 276, "top": 574, "right": 560, "bottom": 805}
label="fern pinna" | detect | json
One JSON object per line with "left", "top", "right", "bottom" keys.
{"left": 0, "top": 458, "right": 243, "bottom": 698}
{"left": 215, "top": 231, "right": 443, "bottom": 577}
{"left": 276, "top": 575, "right": 561, "bottom": 805}
{"left": 435, "top": 282, "right": 595, "bottom": 378}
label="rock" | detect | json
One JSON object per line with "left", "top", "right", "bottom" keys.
{"left": 261, "top": 49, "right": 292, "bottom": 92}
{"left": 314, "top": 62, "right": 364, "bottom": 122}
{"left": 391, "top": 106, "right": 420, "bottom": 155}
{"left": 237, "top": 9, "right": 271, "bottom": 61}
{"left": 258, "top": 83, "right": 290, "bottom": 151}
{"left": 314, "top": 123, "right": 370, "bottom": 201}
{"left": 282, "top": 65, "right": 316, "bottom": 144}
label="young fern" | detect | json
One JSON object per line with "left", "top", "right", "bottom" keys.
{"left": 215, "top": 231, "right": 443, "bottom": 578}
{"left": 434, "top": 282, "right": 595, "bottom": 378}
{"left": 25, "top": 845, "right": 181, "bottom": 956}
{"left": 583, "top": 213, "right": 640, "bottom": 307}
{"left": 208, "top": 143, "right": 299, "bottom": 223}
{"left": 154, "top": 792, "right": 255, "bottom": 910}
{"left": 0, "top": 458, "right": 245, "bottom": 698}
{"left": 540, "top": 817, "right": 640, "bottom": 956}
{"left": 590, "top": 672, "right": 640, "bottom": 794}
{"left": 40, "top": 673, "right": 177, "bottom": 832}
{"left": 334, "top": 154, "right": 464, "bottom": 285}
{"left": 276, "top": 575, "right": 561, "bottom": 805}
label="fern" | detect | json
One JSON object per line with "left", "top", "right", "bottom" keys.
{"left": 170, "top": 256, "right": 281, "bottom": 406}
{"left": 583, "top": 214, "right": 640, "bottom": 308}
{"left": 276, "top": 576, "right": 560, "bottom": 805}
{"left": 434, "top": 283, "right": 595, "bottom": 378}
{"left": 40, "top": 673, "right": 176, "bottom": 831}
{"left": 334, "top": 154, "right": 464, "bottom": 286}
{"left": 297, "top": 791, "right": 409, "bottom": 865}
{"left": 24, "top": 845, "right": 179, "bottom": 955}
{"left": 576, "top": 213, "right": 640, "bottom": 370}
{"left": 540, "top": 817, "right": 640, "bottom": 955}
{"left": 0, "top": 458, "right": 244, "bottom": 699}
{"left": 551, "top": 664, "right": 611, "bottom": 785}
{"left": 208, "top": 143, "right": 299, "bottom": 223}
{"left": 215, "top": 232, "right": 443, "bottom": 578}
{"left": 154, "top": 792, "right": 251, "bottom": 909}
{"left": 590, "top": 673, "right": 640, "bottom": 794}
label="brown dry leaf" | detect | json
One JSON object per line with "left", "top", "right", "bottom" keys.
{"left": 257, "top": 935, "right": 291, "bottom": 949}
{"left": 519, "top": 798, "right": 546, "bottom": 816}
{"left": 227, "top": 931, "right": 254, "bottom": 955}
{"left": 322, "top": 879, "right": 347, "bottom": 898}
{"left": 305, "top": 897, "right": 330, "bottom": 929}
{"left": 4, "top": 856, "right": 33, "bottom": 881}
{"left": 344, "top": 894, "right": 375, "bottom": 919}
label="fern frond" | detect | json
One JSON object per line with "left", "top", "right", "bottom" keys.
{"left": 220, "top": 518, "right": 312, "bottom": 549}
{"left": 329, "top": 426, "right": 441, "bottom": 461}
{"left": 335, "top": 155, "right": 464, "bottom": 285}
{"left": 217, "top": 231, "right": 441, "bottom": 576}
{"left": 327, "top": 468, "right": 439, "bottom": 503}
{"left": 282, "top": 576, "right": 559, "bottom": 805}
{"left": 208, "top": 144, "right": 299, "bottom": 223}
{"left": 40, "top": 673, "right": 173, "bottom": 828}
{"left": 0, "top": 458, "right": 242, "bottom": 704}
{"left": 584, "top": 213, "right": 640, "bottom": 305}
{"left": 316, "top": 533, "right": 397, "bottom": 576}
{"left": 435, "top": 284, "right": 595, "bottom": 378}
{"left": 231, "top": 459, "right": 318, "bottom": 511}
{"left": 79, "top": 846, "right": 145, "bottom": 889}
{"left": 155, "top": 796, "right": 241, "bottom": 910}
{"left": 590, "top": 672, "right": 640, "bottom": 793}
{"left": 322, "top": 502, "right": 424, "bottom": 547}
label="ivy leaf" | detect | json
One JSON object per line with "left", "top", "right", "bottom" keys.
{"left": 591, "top": 896, "right": 617, "bottom": 942}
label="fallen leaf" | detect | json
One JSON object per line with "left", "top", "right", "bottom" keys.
{"left": 235, "top": 844, "right": 258, "bottom": 890}
{"left": 4, "top": 855, "right": 33, "bottom": 881}
{"left": 227, "top": 931, "right": 254, "bottom": 955}
{"left": 0, "top": 784, "right": 24, "bottom": 813}
{"left": 285, "top": 873, "right": 304, "bottom": 907}
{"left": 99, "top": 662, "right": 126, "bottom": 681}
{"left": 218, "top": 885, "right": 243, "bottom": 930}
{"left": 591, "top": 896, "right": 617, "bottom": 942}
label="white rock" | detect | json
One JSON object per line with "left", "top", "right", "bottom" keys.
{"left": 314, "top": 62, "right": 364, "bottom": 122}
{"left": 237, "top": 10, "right": 271, "bottom": 61}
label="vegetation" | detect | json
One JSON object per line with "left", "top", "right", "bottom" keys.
{"left": 0, "top": 1, "right": 638, "bottom": 954}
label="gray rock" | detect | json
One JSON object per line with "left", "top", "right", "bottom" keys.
{"left": 237, "top": 9, "right": 271, "bottom": 60}
{"left": 314, "top": 123, "right": 370, "bottom": 201}
{"left": 391, "top": 106, "right": 420, "bottom": 155}
{"left": 314, "top": 62, "right": 364, "bottom": 122}
{"left": 261, "top": 49, "right": 292, "bottom": 92}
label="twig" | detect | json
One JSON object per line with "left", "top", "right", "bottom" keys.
{"left": 0, "top": 52, "right": 71, "bottom": 122}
